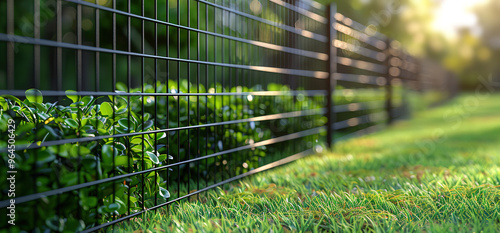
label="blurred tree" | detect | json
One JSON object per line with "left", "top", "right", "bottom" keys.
{"left": 474, "top": 0, "right": 500, "bottom": 88}
{"left": 474, "top": 0, "right": 500, "bottom": 50}
{"left": 318, "top": 0, "right": 497, "bottom": 89}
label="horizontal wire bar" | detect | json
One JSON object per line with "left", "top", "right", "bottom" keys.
{"left": 334, "top": 73, "right": 386, "bottom": 86}
{"left": 333, "top": 111, "right": 386, "bottom": 130}
{"left": 65, "top": 0, "right": 327, "bottom": 43}
{"left": 333, "top": 93, "right": 386, "bottom": 99}
{"left": 0, "top": 89, "right": 327, "bottom": 97}
{"left": 333, "top": 39, "right": 386, "bottom": 62}
{"left": 398, "top": 72, "right": 418, "bottom": 80}
{"left": 269, "top": 0, "right": 328, "bottom": 24}
{"left": 80, "top": 148, "right": 316, "bottom": 233}
{"left": 300, "top": 0, "right": 326, "bottom": 11}
{"left": 0, "top": 33, "right": 329, "bottom": 79}
{"left": 334, "top": 101, "right": 385, "bottom": 113}
{"left": 333, "top": 125, "right": 381, "bottom": 143}
{"left": 337, "top": 57, "right": 388, "bottom": 74}
{"left": 0, "top": 108, "right": 326, "bottom": 153}
{"left": 197, "top": 0, "right": 328, "bottom": 42}
{"left": 392, "top": 107, "right": 408, "bottom": 119}
{"left": 0, "top": 127, "right": 324, "bottom": 208}
{"left": 334, "top": 12, "right": 387, "bottom": 41}
{"left": 334, "top": 23, "right": 386, "bottom": 50}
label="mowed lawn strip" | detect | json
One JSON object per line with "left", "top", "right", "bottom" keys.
{"left": 114, "top": 94, "right": 500, "bottom": 233}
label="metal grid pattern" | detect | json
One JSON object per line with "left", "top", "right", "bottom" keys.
{"left": 0, "top": 0, "right": 456, "bottom": 232}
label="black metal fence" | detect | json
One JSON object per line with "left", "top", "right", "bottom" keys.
{"left": 0, "top": 0, "right": 457, "bottom": 232}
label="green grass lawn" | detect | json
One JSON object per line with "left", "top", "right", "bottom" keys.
{"left": 114, "top": 93, "right": 500, "bottom": 232}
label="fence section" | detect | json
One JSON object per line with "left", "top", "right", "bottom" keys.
{"left": 0, "top": 0, "right": 456, "bottom": 232}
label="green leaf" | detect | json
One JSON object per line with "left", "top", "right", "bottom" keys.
{"left": 107, "top": 203, "right": 120, "bottom": 211}
{"left": 81, "top": 155, "right": 97, "bottom": 170}
{"left": 115, "top": 107, "right": 127, "bottom": 115}
{"left": 43, "top": 125, "right": 59, "bottom": 137}
{"left": 102, "top": 144, "right": 117, "bottom": 165}
{"left": 32, "top": 102, "right": 47, "bottom": 112}
{"left": 46, "top": 101, "right": 58, "bottom": 114}
{"left": 158, "top": 132, "right": 167, "bottom": 140}
{"left": 0, "top": 97, "right": 8, "bottom": 110}
{"left": 25, "top": 88, "right": 43, "bottom": 104}
{"left": 100, "top": 102, "right": 113, "bottom": 116}
{"left": 118, "top": 118, "right": 131, "bottom": 129}
{"left": 131, "top": 145, "right": 143, "bottom": 153}
{"left": 65, "top": 90, "right": 79, "bottom": 103}
{"left": 146, "top": 151, "right": 160, "bottom": 164}
{"left": 116, "top": 82, "right": 127, "bottom": 91}
{"left": 130, "top": 137, "right": 143, "bottom": 144}
{"left": 81, "top": 96, "right": 94, "bottom": 107}
{"left": 82, "top": 196, "right": 98, "bottom": 208}
{"left": 70, "top": 144, "right": 91, "bottom": 157}
{"left": 64, "top": 118, "right": 79, "bottom": 129}
{"left": 114, "top": 126, "right": 129, "bottom": 134}
{"left": 138, "top": 120, "right": 154, "bottom": 131}
{"left": 71, "top": 101, "right": 85, "bottom": 107}
{"left": 159, "top": 187, "right": 170, "bottom": 198}
{"left": 158, "top": 154, "right": 173, "bottom": 161}
{"left": 114, "top": 156, "right": 130, "bottom": 167}
{"left": 61, "top": 172, "right": 78, "bottom": 186}
{"left": 37, "top": 151, "right": 56, "bottom": 164}
{"left": 36, "top": 111, "right": 50, "bottom": 121}
{"left": 113, "top": 142, "right": 127, "bottom": 151}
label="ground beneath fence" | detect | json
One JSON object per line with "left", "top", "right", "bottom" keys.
{"left": 114, "top": 93, "right": 500, "bottom": 233}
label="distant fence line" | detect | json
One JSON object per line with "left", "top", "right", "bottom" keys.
{"left": 0, "top": 0, "right": 457, "bottom": 232}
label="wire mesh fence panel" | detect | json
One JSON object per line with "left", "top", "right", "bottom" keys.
{"left": 0, "top": 0, "right": 457, "bottom": 232}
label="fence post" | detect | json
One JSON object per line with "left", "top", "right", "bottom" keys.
{"left": 385, "top": 39, "right": 395, "bottom": 125}
{"left": 415, "top": 60, "right": 421, "bottom": 93}
{"left": 326, "top": 4, "right": 337, "bottom": 148}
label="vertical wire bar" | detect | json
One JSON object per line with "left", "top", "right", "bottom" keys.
{"left": 77, "top": 2, "right": 82, "bottom": 91}
{"left": 166, "top": 0, "right": 170, "bottom": 206}
{"left": 220, "top": 1, "right": 224, "bottom": 183}
{"left": 32, "top": 0, "right": 40, "bottom": 228}
{"left": 187, "top": 0, "right": 191, "bottom": 196}
{"left": 244, "top": 4, "right": 250, "bottom": 173}
{"left": 140, "top": 0, "right": 145, "bottom": 214}
{"left": 56, "top": 0, "right": 63, "bottom": 226}
{"left": 250, "top": 11, "right": 256, "bottom": 170}
{"left": 240, "top": 2, "right": 245, "bottom": 174}
{"left": 6, "top": 0, "right": 13, "bottom": 89}
{"left": 196, "top": 0, "right": 201, "bottom": 200}
{"left": 111, "top": 0, "right": 117, "bottom": 222}
{"left": 127, "top": 0, "right": 133, "bottom": 216}
{"left": 75, "top": 0, "right": 83, "bottom": 222}
{"left": 273, "top": 1, "right": 278, "bottom": 162}
{"left": 326, "top": 4, "right": 336, "bottom": 148}
{"left": 385, "top": 39, "right": 394, "bottom": 125}
{"left": 213, "top": 3, "right": 218, "bottom": 186}
{"left": 56, "top": 0, "right": 62, "bottom": 92}
{"left": 95, "top": 1, "right": 100, "bottom": 92}
{"left": 153, "top": 0, "right": 158, "bottom": 208}
{"left": 94, "top": 0, "right": 100, "bottom": 225}
{"left": 205, "top": 0, "right": 209, "bottom": 195}
{"left": 177, "top": 0, "right": 181, "bottom": 199}
{"left": 34, "top": 0, "right": 40, "bottom": 88}
{"left": 236, "top": 2, "right": 240, "bottom": 175}
{"left": 227, "top": 3, "right": 232, "bottom": 179}
{"left": 228, "top": 2, "right": 233, "bottom": 179}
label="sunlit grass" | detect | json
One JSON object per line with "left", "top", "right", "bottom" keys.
{"left": 112, "top": 93, "right": 500, "bottom": 232}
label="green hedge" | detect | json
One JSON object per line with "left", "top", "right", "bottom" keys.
{"left": 0, "top": 82, "right": 326, "bottom": 232}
